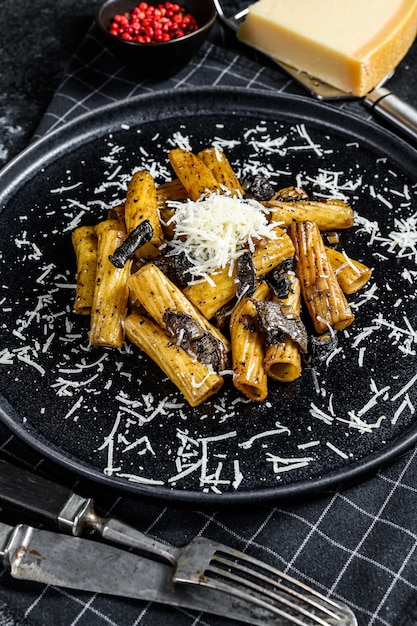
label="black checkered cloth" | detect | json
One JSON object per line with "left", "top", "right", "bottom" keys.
{"left": 1, "top": 3, "right": 417, "bottom": 624}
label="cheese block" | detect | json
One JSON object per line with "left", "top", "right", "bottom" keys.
{"left": 237, "top": 0, "right": 417, "bottom": 97}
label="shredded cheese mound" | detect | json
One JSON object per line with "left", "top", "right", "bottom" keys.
{"left": 165, "top": 193, "right": 278, "bottom": 281}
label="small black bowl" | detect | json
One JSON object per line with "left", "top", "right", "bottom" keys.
{"left": 96, "top": 0, "right": 217, "bottom": 78}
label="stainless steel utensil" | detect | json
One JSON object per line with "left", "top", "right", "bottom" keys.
{"left": 0, "top": 461, "right": 357, "bottom": 625}
{"left": 0, "top": 520, "right": 280, "bottom": 625}
{"left": 212, "top": 0, "right": 417, "bottom": 143}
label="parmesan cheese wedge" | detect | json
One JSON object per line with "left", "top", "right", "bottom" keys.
{"left": 237, "top": 0, "right": 417, "bottom": 97}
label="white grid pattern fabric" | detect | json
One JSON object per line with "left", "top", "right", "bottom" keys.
{"left": 1, "top": 3, "right": 417, "bottom": 625}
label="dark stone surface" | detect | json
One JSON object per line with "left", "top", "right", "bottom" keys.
{"left": 0, "top": 0, "right": 101, "bottom": 168}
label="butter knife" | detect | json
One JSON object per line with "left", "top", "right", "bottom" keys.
{"left": 0, "top": 520, "right": 276, "bottom": 625}
{"left": 0, "top": 460, "right": 182, "bottom": 563}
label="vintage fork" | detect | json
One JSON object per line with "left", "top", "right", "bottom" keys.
{"left": 102, "top": 518, "right": 357, "bottom": 626}
{"left": 173, "top": 536, "right": 357, "bottom": 625}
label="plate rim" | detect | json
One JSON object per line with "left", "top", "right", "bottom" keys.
{"left": 1, "top": 85, "right": 417, "bottom": 506}
{"left": 2, "top": 86, "right": 417, "bottom": 194}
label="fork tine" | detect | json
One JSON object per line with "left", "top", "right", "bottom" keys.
{"left": 189, "top": 575, "right": 323, "bottom": 626}
{"left": 213, "top": 550, "right": 342, "bottom": 621}
{"left": 209, "top": 560, "right": 335, "bottom": 626}
{"left": 174, "top": 538, "right": 356, "bottom": 626}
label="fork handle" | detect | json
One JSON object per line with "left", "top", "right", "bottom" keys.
{"left": 364, "top": 87, "right": 417, "bottom": 144}
{"left": 98, "top": 517, "right": 179, "bottom": 567}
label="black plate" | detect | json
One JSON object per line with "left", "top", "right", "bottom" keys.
{"left": 1, "top": 87, "right": 416, "bottom": 505}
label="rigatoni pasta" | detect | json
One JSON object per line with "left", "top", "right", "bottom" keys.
{"left": 125, "top": 313, "right": 224, "bottom": 407}
{"left": 124, "top": 169, "right": 163, "bottom": 258}
{"left": 184, "top": 227, "right": 294, "bottom": 320}
{"left": 71, "top": 144, "right": 371, "bottom": 406}
{"left": 325, "top": 246, "right": 372, "bottom": 294}
{"left": 265, "top": 197, "right": 354, "bottom": 230}
{"left": 230, "top": 289, "right": 268, "bottom": 402}
{"left": 168, "top": 148, "right": 222, "bottom": 200}
{"left": 128, "top": 263, "right": 230, "bottom": 354}
{"left": 197, "top": 146, "right": 244, "bottom": 197}
{"left": 72, "top": 225, "right": 98, "bottom": 316}
{"left": 289, "top": 220, "right": 354, "bottom": 334}
{"left": 89, "top": 221, "right": 130, "bottom": 348}
{"left": 264, "top": 274, "right": 303, "bottom": 383}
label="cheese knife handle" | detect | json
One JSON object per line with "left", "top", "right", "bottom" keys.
{"left": 364, "top": 87, "right": 417, "bottom": 145}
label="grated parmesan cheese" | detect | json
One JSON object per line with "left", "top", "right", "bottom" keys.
{"left": 165, "top": 193, "right": 278, "bottom": 281}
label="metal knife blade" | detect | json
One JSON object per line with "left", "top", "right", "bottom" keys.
{"left": 0, "top": 521, "right": 278, "bottom": 625}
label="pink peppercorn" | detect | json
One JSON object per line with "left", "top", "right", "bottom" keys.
{"left": 108, "top": 2, "right": 199, "bottom": 43}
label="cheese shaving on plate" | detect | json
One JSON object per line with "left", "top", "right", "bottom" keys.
{"left": 165, "top": 193, "right": 277, "bottom": 281}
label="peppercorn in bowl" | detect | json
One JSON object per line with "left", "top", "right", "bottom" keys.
{"left": 96, "top": 0, "right": 216, "bottom": 77}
